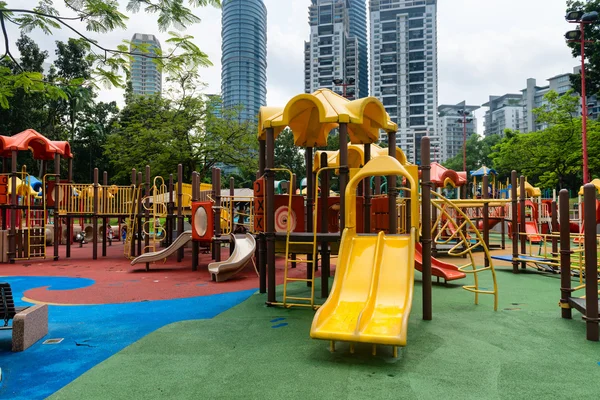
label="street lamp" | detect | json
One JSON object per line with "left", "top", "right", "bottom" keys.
{"left": 565, "top": 10, "right": 599, "bottom": 184}
{"left": 332, "top": 77, "right": 356, "bottom": 99}
{"left": 457, "top": 108, "right": 473, "bottom": 172}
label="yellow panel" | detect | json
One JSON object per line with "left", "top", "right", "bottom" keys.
{"left": 578, "top": 178, "right": 600, "bottom": 195}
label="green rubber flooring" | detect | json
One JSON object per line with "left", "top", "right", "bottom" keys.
{"left": 52, "top": 261, "right": 599, "bottom": 400}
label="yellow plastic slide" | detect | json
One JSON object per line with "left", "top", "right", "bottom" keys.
{"left": 310, "top": 155, "right": 418, "bottom": 349}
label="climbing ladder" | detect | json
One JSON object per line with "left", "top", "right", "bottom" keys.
{"left": 123, "top": 184, "right": 142, "bottom": 259}
{"left": 141, "top": 176, "right": 168, "bottom": 255}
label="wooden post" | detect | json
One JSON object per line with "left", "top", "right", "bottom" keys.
{"left": 388, "top": 132, "right": 397, "bottom": 234}
{"left": 92, "top": 168, "right": 99, "bottom": 260}
{"left": 214, "top": 168, "right": 222, "bottom": 262}
{"left": 130, "top": 168, "right": 137, "bottom": 257}
{"left": 421, "top": 137, "right": 432, "bottom": 321}
{"left": 519, "top": 176, "right": 526, "bottom": 270}
{"left": 265, "top": 128, "right": 276, "bottom": 303}
{"left": 305, "top": 147, "right": 314, "bottom": 277}
{"left": 364, "top": 143, "right": 371, "bottom": 233}
{"left": 338, "top": 124, "right": 348, "bottom": 232}
{"left": 482, "top": 174, "right": 489, "bottom": 267}
{"left": 191, "top": 172, "right": 199, "bottom": 271}
{"left": 320, "top": 152, "right": 330, "bottom": 298}
{"left": 53, "top": 154, "right": 61, "bottom": 260}
{"left": 229, "top": 176, "right": 235, "bottom": 256}
{"left": 8, "top": 150, "right": 17, "bottom": 262}
{"left": 137, "top": 171, "right": 143, "bottom": 257}
{"left": 511, "top": 171, "right": 518, "bottom": 273}
{"left": 65, "top": 159, "right": 73, "bottom": 257}
{"left": 177, "top": 164, "right": 184, "bottom": 262}
{"left": 167, "top": 174, "right": 174, "bottom": 246}
{"left": 259, "top": 139, "right": 266, "bottom": 177}
{"left": 583, "top": 184, "right": 599, "bottom": 341}
{"left": 559, "top": 189, "right": 572, "bottom": 320}
{"left": 374, "top": 176, "right": 381, "bottom": 195}
{"left": 144, "top": 166, "right": 151, "bottom": 271}
{"left": 102, "top": 171, "right": 108, "bottom": 256}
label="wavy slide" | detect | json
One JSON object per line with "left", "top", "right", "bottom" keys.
{"left": 208, "top": 233, "right": 256, "bottom": 282}
{"left": 130, "top": 230, "right": 192, "bottom": 266}
{"left": 414, "top": 242, "right": 466, "bottom": 282}
{"left": 310, "top": 230, "right": 415, "bottom": 347}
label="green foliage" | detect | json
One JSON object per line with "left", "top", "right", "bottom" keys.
{"left": 0, "top": 0, "right": 221, "bottom": 108}
{"left": 104, "top": 79, "right": 257, "bottom": 184}
{"left": 443, "top": 133, "right": 502, "bottom": 173}
{"left": 491, "top": 90, "right": 591, "bottom": 191}
{"left": 273, "top": 128, "right": 305, "bottom": 182}
{"left": 566, "top": 0, "right": 600, "bottom": 96}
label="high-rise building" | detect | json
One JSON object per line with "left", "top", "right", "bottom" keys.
{"left": 438, "top": 103, "right": 479, "bottom": 163}
{"left": 130, "top": 33, "right": 162, "bottom": 95}
{"left": 369, "top": 0, "right": 439, "bottom": 164}
{"left": 482, "top": 94, "right": 522, "bottom": 136}
{"left": 304, "top": 0, "right": 365, "bottom": 99}
{"left": 347, "top": 0, "right": 369, "bottom": 97}
{"left": 221, "top": 0, "right": 267, "bottom": 121}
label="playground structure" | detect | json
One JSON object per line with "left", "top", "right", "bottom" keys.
{"left": 256, "top": 88, "right": 499, "bottom": 355}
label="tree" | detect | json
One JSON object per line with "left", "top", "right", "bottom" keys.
{"left": 0, "top": 0, "right": 221, "bottom": 108}
{"left": 443, "top": 134, "right": 503, "bottom": 174}
{"left": 104, "top": 77, "right": 257, "bottom": 184}
{"left": 0, "top": 33, "right": 48, "bottom": 135}
{"left": 491, "top": 90, "right": 588, "bottom": 191}
{"left": 273, "top": 128, "right": 305, "bottom": 182}
{"left": 566, "top": 1, "right": 600, "bottom": 97}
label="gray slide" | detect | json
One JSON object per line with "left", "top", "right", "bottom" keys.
{"left": 208, "top": 233, "right": 256, "bottom": 282}
{"left": 130, "top": 230, "right": 192, "bottom": 265}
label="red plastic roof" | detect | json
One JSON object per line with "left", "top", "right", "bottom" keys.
{"left": 430, "top": 162, "right": 466, "bottom": 187}
{"left": 0, "top": 129, "right": 73, "bottom": 159}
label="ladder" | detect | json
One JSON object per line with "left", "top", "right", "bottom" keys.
{"left": 123, "top": 185, "right": 142, "bottom": 259}
{"left": 25, "top": 178, "right": 46, "bottom": 259}
{"left": 141, "top": 176, "right": 168, "bottom": 255}
{"left": 269, "top": 168, "right": 319, "bottom": 309}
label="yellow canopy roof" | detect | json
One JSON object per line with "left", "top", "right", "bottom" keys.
{"left": 516, "top": 181, "right": 541, "bottom": 198}
{"left": 578, "top": 178, "right": 600, "bottom": 195}
{"left": 258, "top": 89, "right": 397, "bottom": 147}
{"left": 312, "top": 143, "right": 408, "bottom": 172}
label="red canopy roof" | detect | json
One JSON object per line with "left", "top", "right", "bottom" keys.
{"left": 429, "top": 162, "right": 467, "bottom": 188}
{"left": 0, "top": 129, "right": 73, "bottom": 160}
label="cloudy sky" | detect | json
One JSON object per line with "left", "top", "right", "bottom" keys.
{"left": 6, "top": 0, "right": 579, "bottom": 131}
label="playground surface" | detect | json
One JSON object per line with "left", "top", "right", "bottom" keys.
{"left": 2, "top": 243, "right": 599, "bottom": 399}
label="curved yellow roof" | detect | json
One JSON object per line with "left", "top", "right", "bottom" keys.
{"left": 578, "top": 178, "right": 600, "bottom": 195}
{"left": 516, "top": 181, "right": 542, "bottom": 198}
{"left": 258, "top": 89, "right": 397, "bottom": 147}
{"left": 312, "top": 144, "right": 408, "bottom": 172}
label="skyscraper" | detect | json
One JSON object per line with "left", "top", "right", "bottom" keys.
{"left": 130, "top": 33, "right": 162, "bottom": 96}
{"left": 369, "top": 0, "right": 439, "bottom": 164}
{"left": 347, "top": 0, "right": 369, "bottom": 97}
{"left": 304, "top": 0, "right": 365, "bottom": 99}
{"left": 221, "top": 0, "right": 267, "bottom": 121}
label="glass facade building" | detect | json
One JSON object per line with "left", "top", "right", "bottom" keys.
{"left": 221, "top": 0, "right": 267, "bottom": 121}
{"left": 348, "top": 0, "right": 369, "bottom": 97}
{"left": 130, "top": 33, "right": 162, "bottom": 96}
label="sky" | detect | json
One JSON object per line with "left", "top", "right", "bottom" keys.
{"left": 5, "top": 0, "right": 581, "bottom": 132}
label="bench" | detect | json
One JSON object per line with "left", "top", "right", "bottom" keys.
{"left": 1, "top": 282, "right": 48, "bottom": 352}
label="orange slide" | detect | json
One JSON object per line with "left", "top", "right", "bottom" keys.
{"left": 414, "top": 242, "right": 466, "bottom": 282}
{"left": 524, "top": 221, "right": 542, "bottom": 243}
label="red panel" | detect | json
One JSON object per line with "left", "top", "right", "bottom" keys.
{"left": 315, "top": 196, "right": 364, "bottom": 233}
{"left": 253, "top": 178, "right": 265, "bottom": 197}
{"left": 191, "top": 201, "right": 214, "bottom": 242}
{"left": 0, "top": 175, "right": 7, "bottom": 184}
{"left": 273, "top": 195, "right": 305, "bottom": 233}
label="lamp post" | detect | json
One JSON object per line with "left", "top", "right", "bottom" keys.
{"left": 333, "top": 77, "right": 356, "bottom": 99}
{"left": 566, "top": 10, "right": 599, "bottom": 184}
{"left": 457, "top": 107, "right": 473, "bottom": 172}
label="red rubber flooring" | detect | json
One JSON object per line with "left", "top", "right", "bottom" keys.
{"left": 1, "top": 241, "right": 326, "bottom": 305}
